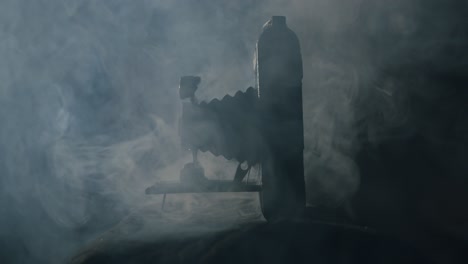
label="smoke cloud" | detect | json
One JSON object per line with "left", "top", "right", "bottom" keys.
{"left": 1, "top": 0, "right": 466, "bottom": 263}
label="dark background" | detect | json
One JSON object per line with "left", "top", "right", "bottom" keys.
{"left": 0, "top": 0, "right": 467, "bottom": 263}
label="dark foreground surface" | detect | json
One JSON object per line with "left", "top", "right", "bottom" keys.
{"left": 71, "top": 216, "right": 466, "bottom": 264}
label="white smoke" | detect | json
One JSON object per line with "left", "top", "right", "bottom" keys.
{"left": 1, "top": 0, "right": 464, "bottom": 263}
